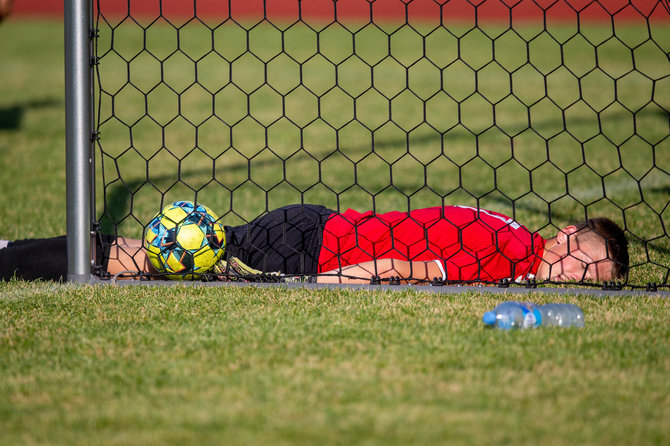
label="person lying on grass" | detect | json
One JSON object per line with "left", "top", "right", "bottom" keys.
{"left": 0, "top": 203, "right": 628, "bottom": 284}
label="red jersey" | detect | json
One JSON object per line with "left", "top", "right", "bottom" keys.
{"left": 318, "top": 206, "right": 545, "bottom": 282}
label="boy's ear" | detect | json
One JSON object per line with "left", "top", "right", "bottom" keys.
{"left": 556, "top": 225, "right": 578, "bottom": 244}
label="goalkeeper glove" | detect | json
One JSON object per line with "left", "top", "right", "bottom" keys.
{"left": 211, "top": 256, "right": 280, "bottom": 281}
{"left": 211, "top": 256, "right": 316, "bottom": 283}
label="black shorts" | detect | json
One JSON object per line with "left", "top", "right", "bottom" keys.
{"left": 224, "top": 204, "right": 336, "bottom": 275}
{"left": 1, "top": 234, "right": 114, "bottom": 281}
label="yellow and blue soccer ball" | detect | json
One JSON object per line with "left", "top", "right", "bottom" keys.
{"left": 143, "top": 201, "right": 226, "bottom": 279}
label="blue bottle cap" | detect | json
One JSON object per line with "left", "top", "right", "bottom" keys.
{"left": 482, "top": 311, "right": 497, "bottom": 326}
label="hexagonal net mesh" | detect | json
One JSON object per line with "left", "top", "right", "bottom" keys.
{"left": 93, "top": 0, "right": 670, "bottom": 289}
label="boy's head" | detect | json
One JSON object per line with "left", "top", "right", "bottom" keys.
{"left": 537, "top": 217, "right": 629, "bottom": 283}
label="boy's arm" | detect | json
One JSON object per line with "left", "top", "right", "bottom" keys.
{"left": 106, "top": 239, "right": 444, "bottom": 284}
{"left": 106, "top": 237, "right": 158, "bottom": 277}
{"left": 316, "top": 258, "right": 444, "bottom": 284}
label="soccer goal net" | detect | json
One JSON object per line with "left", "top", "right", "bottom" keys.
{"left": 88, "top": 0, "right": 670, "bottom": 289}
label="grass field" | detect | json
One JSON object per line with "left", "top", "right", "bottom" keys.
{"left": 1, "top": 18, "right": 670, "bottom": 445}
{"left": 2, "top": 282, "right": 670, "bottom": 445}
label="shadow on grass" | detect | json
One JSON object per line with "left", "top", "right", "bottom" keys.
{"left": 0, "top": 98, "right": 61, "bottom": 131}
{"left": 98, "top": 128, "right": 451, "bottom": 232}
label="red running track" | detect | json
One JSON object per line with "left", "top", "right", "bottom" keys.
{"left": 11, "top": 0, "right": 670, "bottom": 22}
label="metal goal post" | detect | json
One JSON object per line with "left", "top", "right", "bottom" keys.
{"left": 65, "top": 0, "right": 94, "bottom": 283}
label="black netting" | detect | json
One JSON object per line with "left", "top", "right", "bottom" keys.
{"left": 93, "top": 0, "right": 670, "bottom": 289}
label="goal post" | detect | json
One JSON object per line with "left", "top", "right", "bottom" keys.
{"left": 64, "top": 0, "right": 94, "bottom": 283}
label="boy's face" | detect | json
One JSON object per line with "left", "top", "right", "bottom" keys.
{"left": 538, "top": 227, "right": 614, "bottom": 282}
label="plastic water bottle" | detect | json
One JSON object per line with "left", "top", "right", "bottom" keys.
{"left": 482, "top": 302, "right": 585, "bottom": 330}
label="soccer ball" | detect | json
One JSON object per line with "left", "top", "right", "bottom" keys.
{"left": 143, "top": 201, "right": 226, "bottom": 279}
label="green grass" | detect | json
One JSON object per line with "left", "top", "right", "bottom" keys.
{"left": 1, "top": 281, "right": 670, "bottom": 445}
{"left": 0, "top": 21, "right": 66, "bottom": 238}
{"left": 1, "top": 18, "right": 670, "bottom": 445}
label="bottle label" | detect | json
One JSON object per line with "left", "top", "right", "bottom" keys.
{"left": 520, "top": 304, "right": 542, "bottom": 328}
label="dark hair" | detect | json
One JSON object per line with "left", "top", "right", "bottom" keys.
{"left": 574, "top": 217, "right": 629, "bottom": 279}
